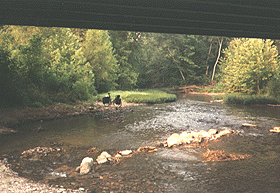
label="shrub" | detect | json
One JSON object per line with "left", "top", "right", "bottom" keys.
{"left": 219, "top": 38, "right": 279, "bottom": 94}
{"left": 267, "top": 78, "right": 280, "bottom": 101}
{"left": 224, "top": 93, "right": 279, "bottom": 105}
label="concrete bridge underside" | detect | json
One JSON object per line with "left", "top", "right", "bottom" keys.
{"left": 1, "top": 0, "right": 280, "bottom": 39}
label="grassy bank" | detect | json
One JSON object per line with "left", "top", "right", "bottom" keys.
{"left": 98, "top": 90, "right": 177, "bottom": 104}
{"left": 223, "top": 93, "right": 280, "bottom": 105}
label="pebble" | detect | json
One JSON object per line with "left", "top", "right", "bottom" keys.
{"left": 0, "top": 160, "right": 85, "bottom": 193}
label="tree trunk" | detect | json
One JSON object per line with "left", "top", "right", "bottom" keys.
{"left": 167, "top": 46, "right": 185, "bottom": 81}
{"left": 205, "top": 39, "right": 213, "bottom": 75}
{"left": 211, "top": 37, "right": 223, "bottom": 83}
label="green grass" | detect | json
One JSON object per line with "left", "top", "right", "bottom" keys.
{"left": 223, "top": 93, "right": 280, "bottom": 105}
{"left": 98, "top": 90, "right": 177, "bottom": 104}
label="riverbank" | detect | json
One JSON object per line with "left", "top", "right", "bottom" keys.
{"left": 0, "top": 101, "right": 143, "bottom": 135}
{"left": 0, "top": 90, "right": 215, "bottom": 136}
{"left": 0, "top": 101, "right": 143, "bottom": 192}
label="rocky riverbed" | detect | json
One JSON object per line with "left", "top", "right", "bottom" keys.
{"left": 0, "top": 158, "right": 87, "bottom": 193}
{"left": 0, "top": 101, "right": 142, "bottom": 192}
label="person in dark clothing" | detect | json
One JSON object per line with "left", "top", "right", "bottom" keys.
{"left": 102, "top": 93, "right": 111, "bottom": 106}
{"left": 113, "top": 95, "right": 122, "bottom": 106}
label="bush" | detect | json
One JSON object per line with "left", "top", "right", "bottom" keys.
{"left": 0, "top": 48, "right": 24, "bottom": 107}
{"left": 219, "top": 38, "right": 279, "bottom": 94}
{"left": 224, "top": 93, "right": 279, "bottom": 105}
{"left": 267, "top": 78, "right": 280, "bottom": 101}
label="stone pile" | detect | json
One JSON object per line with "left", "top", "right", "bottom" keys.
{"left": 162, "top": 128, "right": 233, "bottom": 148}
{"left": 75, "top": 128, "right": 235, "bottom": 175}
{"left": 21, "top": 146, "right": 60, "bottom": 156}
{"left": 76, "top": 147, "right": 158, "bottom": 175}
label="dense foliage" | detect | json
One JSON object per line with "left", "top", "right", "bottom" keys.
{"left": 6, "top": 25, "right": 269, "bottom": 107}
{"left": 223, "top": 93, "right": 279, "bottom": 105}
{"left": 133, "top": 33, "right": 224, "bottom": 87}
{"left": 83, "top": 30, "right": 117, "bottom": 93}
{"left": 219, "top": 38, "right": 279, "bottom": 94}
{"left": 0, "top": 26, "right": 97, "bottom": 106}
{"left": 109, "top": 31, "right": 138, "bottom": 90}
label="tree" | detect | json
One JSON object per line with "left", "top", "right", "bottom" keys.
{"left": 45, "top": 28, "right": 96, "bottom": 100}
{"left": 109, "top": 30, "right": 138, "bottom": 90}
{"left": 219, "top": 38, "right": 279, "bottom": 94}
{"left": 0, "top": 26, "right": 96, "bottom": 105}
{"left": 83, "top": 29, "right": 118, "bottom": 93}
{"left": 211, "top": 37, "right": 223, "bottom": 83}
{"left": 0, "top": 47, "right": 23, "bottom": 106}
{"left": 132, "top": 33, "right": 197, "bottom": 87}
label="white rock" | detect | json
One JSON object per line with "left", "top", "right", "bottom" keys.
{"left": 98, "top": 151, "right": 112, "bottom": 159}
{"left": 215, "top": 129, "right": 233, "bottom": 139}
{"left": 242, "top": 123, "right": 257, "bottom": 128}
{"left": 199, "top": 130, "right": 211, "bottom": 139}
{"left": 167, "top": 133, "right": 180, "bottom": 147}
{"left": 191, "top": 131, "right": 200, "bottom": 139}
{"left": 208, "top": 129, "right": 218, "bottom": 135}
{"left": 119, "top": 150, "right": 132, "bottom": 156}
{"left": 179, "top": 132, "right": 193, "bottom": 144}
{"left": 270, "top": 127, "right": 280, "bottom": 133}
{"left": 80, "top": 157, "right": 94, "bottom": 175}
{"left": 115, "top": 154, "right": 122, "bottom": 158}
{"left": 96, "top": 157, "right": 108, "bottom": 164}
{"left": 96, "top": 151, "right": 112, "bottom": 164}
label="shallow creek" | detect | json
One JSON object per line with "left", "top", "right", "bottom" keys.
{"left": 1, "top": 94, "right": 280, "bottom": 192}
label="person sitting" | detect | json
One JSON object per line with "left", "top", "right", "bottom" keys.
{"left": 113, "top": 95, "right": 122, "bottom": 106}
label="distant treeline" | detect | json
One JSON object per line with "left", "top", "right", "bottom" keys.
{"left": 1, "top": 26, "right": 279, "bottom": 107}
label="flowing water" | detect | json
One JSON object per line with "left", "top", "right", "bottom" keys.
{"left": 1, "top": 94, "right": 280, "bottom": 192}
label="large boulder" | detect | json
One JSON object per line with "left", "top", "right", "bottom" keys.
{"left": 96, "top": 151, "right": 112, "bottom": 164}
{"left": 179, "top": 132, "right": 193, "bottom": 144}
{"left": 79, "top": 157, "right": 94, "bottom": 175}
{"left": 167, "top": 133, "right": 180, "bottom": 147}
